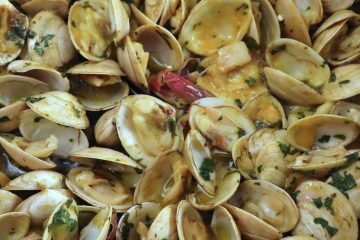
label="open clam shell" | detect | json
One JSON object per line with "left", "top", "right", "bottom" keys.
{"left": 179, "top": 0, "right": 252, "bottom": 56}
{"left": 0, "top": 189, "right": 22, "bottom": 214}
{"left": 292, "top": 180, "right": 358, "bottom": 240}
{"left": 265, "top": 38, "right": 330, "bottom": 105}
{"left": 7, "top": 60, "right": 70, "bottom": 91}
{"left": 28, "top": 11, "right": 75, "bottom": 69}
{"left": 2, "top": 170, "right": 65, "bottom": 190}
{"left": 231, "top": 180, "right": 298, "bottom": 232}
{"left": 242, "top": 93, "right": 287, "bottom": 129}
{"left": 68, "top": 0, "right": 112, "bottom": 61}
{"left": 25, "top": 91, "right": 89, "bottom": 129}
{"left": 116, "top": 202, "right": 162, "bottom": 240}
{"left": 43, "top": 198, "right": 79, "bottom": 240}
{"left": 322, "top": 0, "right": 355, "bottom": 13}
{"left": 80, "top": 205, "right": 112, "bottom": 240}
{"left": 0, "top": 212, "right": 30, "bottom": 240}
{"left": 68, "top": 147, "right": 144, "bottom": 171}
{"left": 65, "top": 167, "right": 133, "bottom": 212}
{"left": 224, "top": 203, "right": 282, "bottom": 240}
{"left": 19, "top": 109, "right": 89, "bottom": 157}
{"left": 147, "top": 204, "right": 178, "bottom": 240}
{"left": 134, "top": 24, "right": 184, "bottom": 71}
{"left": 0, "top": 134, "right": 56, "bottom": 170}
{"left": 19, "top": 0, "right": 69, "bottom": 18}
{"left": 109, "top": 0, "right": 130, "bottom": 44}
{"left": 134, "top": 151, "right": 190, "bottom": 205}
{"left": 116, "top": 95, "right": 183, "bottom": 167}
{"left": 287, "top": 114, "right": 359, "bottom": 151}
{"left": 0, "top": 101, "right": 28, "bottom": 133}
{"left": 187, "top": 163, "right": 241, "bottom": 211}
{"left": 15, "top": 189, "right": 72, "bottom": 226}
{"left": 94, "top": 107, "right": 120, "bottom": 148}
{"left": 326, "top": 161, "right": 360, "bottom": 218}
{"left": 189, "top": 97, "right": 256, "bottom": 152}
{"left": 0, "top": 0, "right": 29, "bottom": 66}
{"left": 232, "top": 134, "right": 255, "bottom": 179}
{"left": 330, "top": 101, "right": 360, "bottom": 125}
{"left": 184, "top": 130, "right": 216, "bottom": 196}
{"left": 294, "top": 0, "right": 323, "bottom": 27}
{"left": 211, "top": 206, "right": 242, "bottom": 240}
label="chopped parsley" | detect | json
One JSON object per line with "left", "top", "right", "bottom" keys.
{"left": 0, "top": 116, "right": 10, "bottom": 122}
{"left": 26, "top": 97, "right": 45, "bottom": 103}
{"left": 43, "top": 34, "right": 55, "bottom": 47}
{"left": 324, "top": 197, "right": 335, "bottom": 215}
{"left": 167, "top": 118, "right": 177, "bottom": 136}
{"left": 338, "top": 80, "right": 350, "bottom": 86}
{"left": 48, "top": 208, "right": 77, "bottom": 232}
{"left": 237, "top": 128, "right": 246, "bottom": 138}
{"left": 33, "top": 34, "right": 55, "bottom": 55}
{"left": 236, "top": 3, "right": 249, "bottom": 11}
{"left": 314, "top": 218, "right": 338, "bottom": 237}
{"left": 333, "top": 134, "right": 346, "bottom": 140}
{"left": 270, "top": 45, "right": 286, "bottom": 55}
{"left": 245, "top": 77, "right": 256, "bottom": 87}
{"left": 278, "top": 142, "right": 290, "bottom": 156}
{"left": 328, "top": 171, "right": 357, "bottom": 198}
{"left": 290, "top": 190, "right": 300, "bottom": 202}
{"left": 243, "top": 36, "right": 260, "bottom": 50}
{"left": 257, "top": 165, "right": 263, "bottom": 173}
{"left": 312, "top": 197, "right": 323, "bottom": 208}
{"left": 297, "top": 111, "right": 306, "bottom": 119}
{"left": 5, "top": 26, "right": 27, "bottom": 47}
{"left": 199, "top": 157, "right": 214, "bottom": 181}
{"left": 329, "top": 73, "right": 336, "bottom": 83}
{"left": 318, "top": 135, "right": 330, "bottom": 143}
{"left": 345, "top": 152, "right": 359, "bottom": 163}
{"left": 218, "top": 116, "right": 223, "bottom": 121}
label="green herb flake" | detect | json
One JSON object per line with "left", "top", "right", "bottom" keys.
{"left": 26, "top": 97, "right": 46, "bottom": 103}
{"left": 199, "top": 157, "right": 214, "bottom": 181}
{"left": 329, "top": 73, "right": 336, "bottom": 83}
{"left": 312, "top": 197, "right": 323, "bottom": 208}
{"left": 237, "top": 128, "right": 246, "bottom": 138}
{"left": 0, "top": 116, "right": 10, "bottom": 122}
{"left": 33, "top": 41, "right": 44, "bottom": 56}
{"left": 257, "top": 165, "right": 263, "bottom": 173}
{"left": 333, "top": 134, "right": 346, "bottom": 140}
{"left": 71, "top": 21, "right": 77, "bottom": 28}
{"left": 314, "top": 218, "right": 338, "bottom": 237}
{"left": 297, "top": 111, "right": 306, "bottom": 119}
{"left": 27, "top": 30, "right": 36, "bottom": 39}
{"left": 270, "top": 45, "right": 286, "bottom": 55}
{"left": 328, "top": 171, "right": 357, "bottom": 198}
{"left": 339, "top": 80, "right": 350, "bottom": 86}
{"left": 5, "top": 26, "right": 26, "bottom": 47}
{"left": 167, "top": 118, "right": 177, "bottom": 136}
{"left": 218, "top": 116, "right": 223, "bottom": 121}
{"left": 236, "top": 3, "right": 249, "bottom": 11}
{"left": 289, "top": 175, "right": 296, "bottom": 185}
{"left": 324, "top": 197, "right": 335, "bottom": 215}
{"left": 243, "top": 36, "right": 260, "bottom": 50}
{"left": 318, "top": 135, "right": 330, "bottom": 143}
{"left": 290, "top": 190, "right": 300, "bottom": 202}
{"left": 345, "top": 152, "right": 359, "bottom": 163}
{"left": 73, "top": 107, "right": 81, "bottom": 118}
{"left": 245, "top": 76, "right": 256, "bottom": 87}
{"left": 42, "top": 34, "right": 55, "bottom": 47}
{"left": 48, "top": 208, "right": 77, "bottom": 232}
{"left": 278, "top": 142, "right": 290, "bottom": 156}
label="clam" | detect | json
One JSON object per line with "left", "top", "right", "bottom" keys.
{"left": 183, "top": 130, "right": 216, "bottom": 195}
{"left": 15, "top": 189, "right": 73, "bottom": 226}
{"left": 134, "top": 24, "right": 184, "bottom": 71}
{"left": 0, "top": 190, "right": 22, "bottom": 214}
{"left": 322, "top": 64, "right": 360, "bottom": 101}
{"left": 117, "top": 36, "right": 149, "bottom": 91}
{"left": 134, "top": 151, "right": 190, "bottom": 205}
{"left": 284, "top": 173, "right": 316, "bottom": 193}
{"left": 275, "top": 0, "right": 311, "bottom": 46}
{"left": 7, "top": 60, "right": 70, "bottom": 91}
{"left": 0, "top": 0, "right": 29, "bottom": 66}
{"left": 330, "top": 101, "right": 360, "bottom": 125}
{"left": 116, "top": 202, "right": 162, "bottom": 240}
{"left": 0, "top": 134, "right": 57, "bottom": 170}
{"left": 19, "top": 109, "right": 89, "bottom": 157}
{"left": 255, "top": 142, "right": 299, "bottom": 188}
{"left": 232, "top": 135, "right": 255, "bottom": 179}
{"left": 68, "top": 0, "right": 112, "bottom": 61}
{"left": 0, "top": 101, "right": 28, "bottom": 132}
{"left": 25, "top": 91, "right": 90, "bottom": 129}
{"left": 231, "top": 180, "right": 298, "bottom": 232}
{"left": 179, "top": 0, "right": 252, "bottom": 56}
{"left": 189, "top": 97, "right": 256, "bottom": 152}
{"left": 109, "top": 0, "right": 130, "bottom": 44}
{"left": 242, "top": 93, "right": 287, "bottom": 129}
{"left": 292, "top": 181, "right": 358, "bottom": 240}
{"left": 168, "top": 0, "right": 188, "bottom": 34}
{"left": 19, "top": 0, "right": 69, "bottom": 18}
{"left": 28, "top": 11, "right": 75, "bottom": 69}
{"left": 2, "top": 170, "right": 65, "bottom": 190}
{"left": 0, "top": 212, "right": 30, "bottom": 240}
{"left": 68, "top": 147, "right": 144, "bottom": 171}
{"left": 265, "top": 38, "right": 330, "bottom": 105}
{"left": 116, "top": 95, "right": 183, "bottom": 167}
{"left": 322, "top": 0, "right": 354, "bottom": 13}
{"left": 67, "top": 60, "right": 129, "bottom": 111}
{"left": 293, "top": 0, "right": 323, "bottom": 27}
{"left": 42, "top": 198, "right": 79, "bottom": 240}
{"left": 326, "top": 161, "right": 360, "bottom": 218}
{"left": 288, "top": 147, "right": 357, "bottom": 177}
{"left": 287, "top": 114, "right": 359, "bottom": 151}
{"left": 94, "top": 107, "right": 120, "bottom": 148}
{"left": 224, "top": 203, "right": 282, "bottom": 240}
{"left": 80, "top": 205, "right": 112, "bottom": 240}
{"left": 65, "top": 167, "right": 133, "bottom": 212}
{"left": 187, "top": 162, "right": 241, "bottom": 211}
{"left": 146, "top": 204, "right": 178, "bottom": 240}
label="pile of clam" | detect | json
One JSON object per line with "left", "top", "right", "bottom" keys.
{"left": 2, "top": 0, "right": 360, "bottom": 239}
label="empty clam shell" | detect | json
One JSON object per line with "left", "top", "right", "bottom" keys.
{"left": 0, "top": 212, "right": 30, "bottom": 240}
{"left": 80, "top": 205, "right": 112, "bottom": 240}
{"left": 147, "top": 204, "right": 178, "bottom": 240}
{"left": 0, "top": 189, "right": 22, "bottom": 214}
